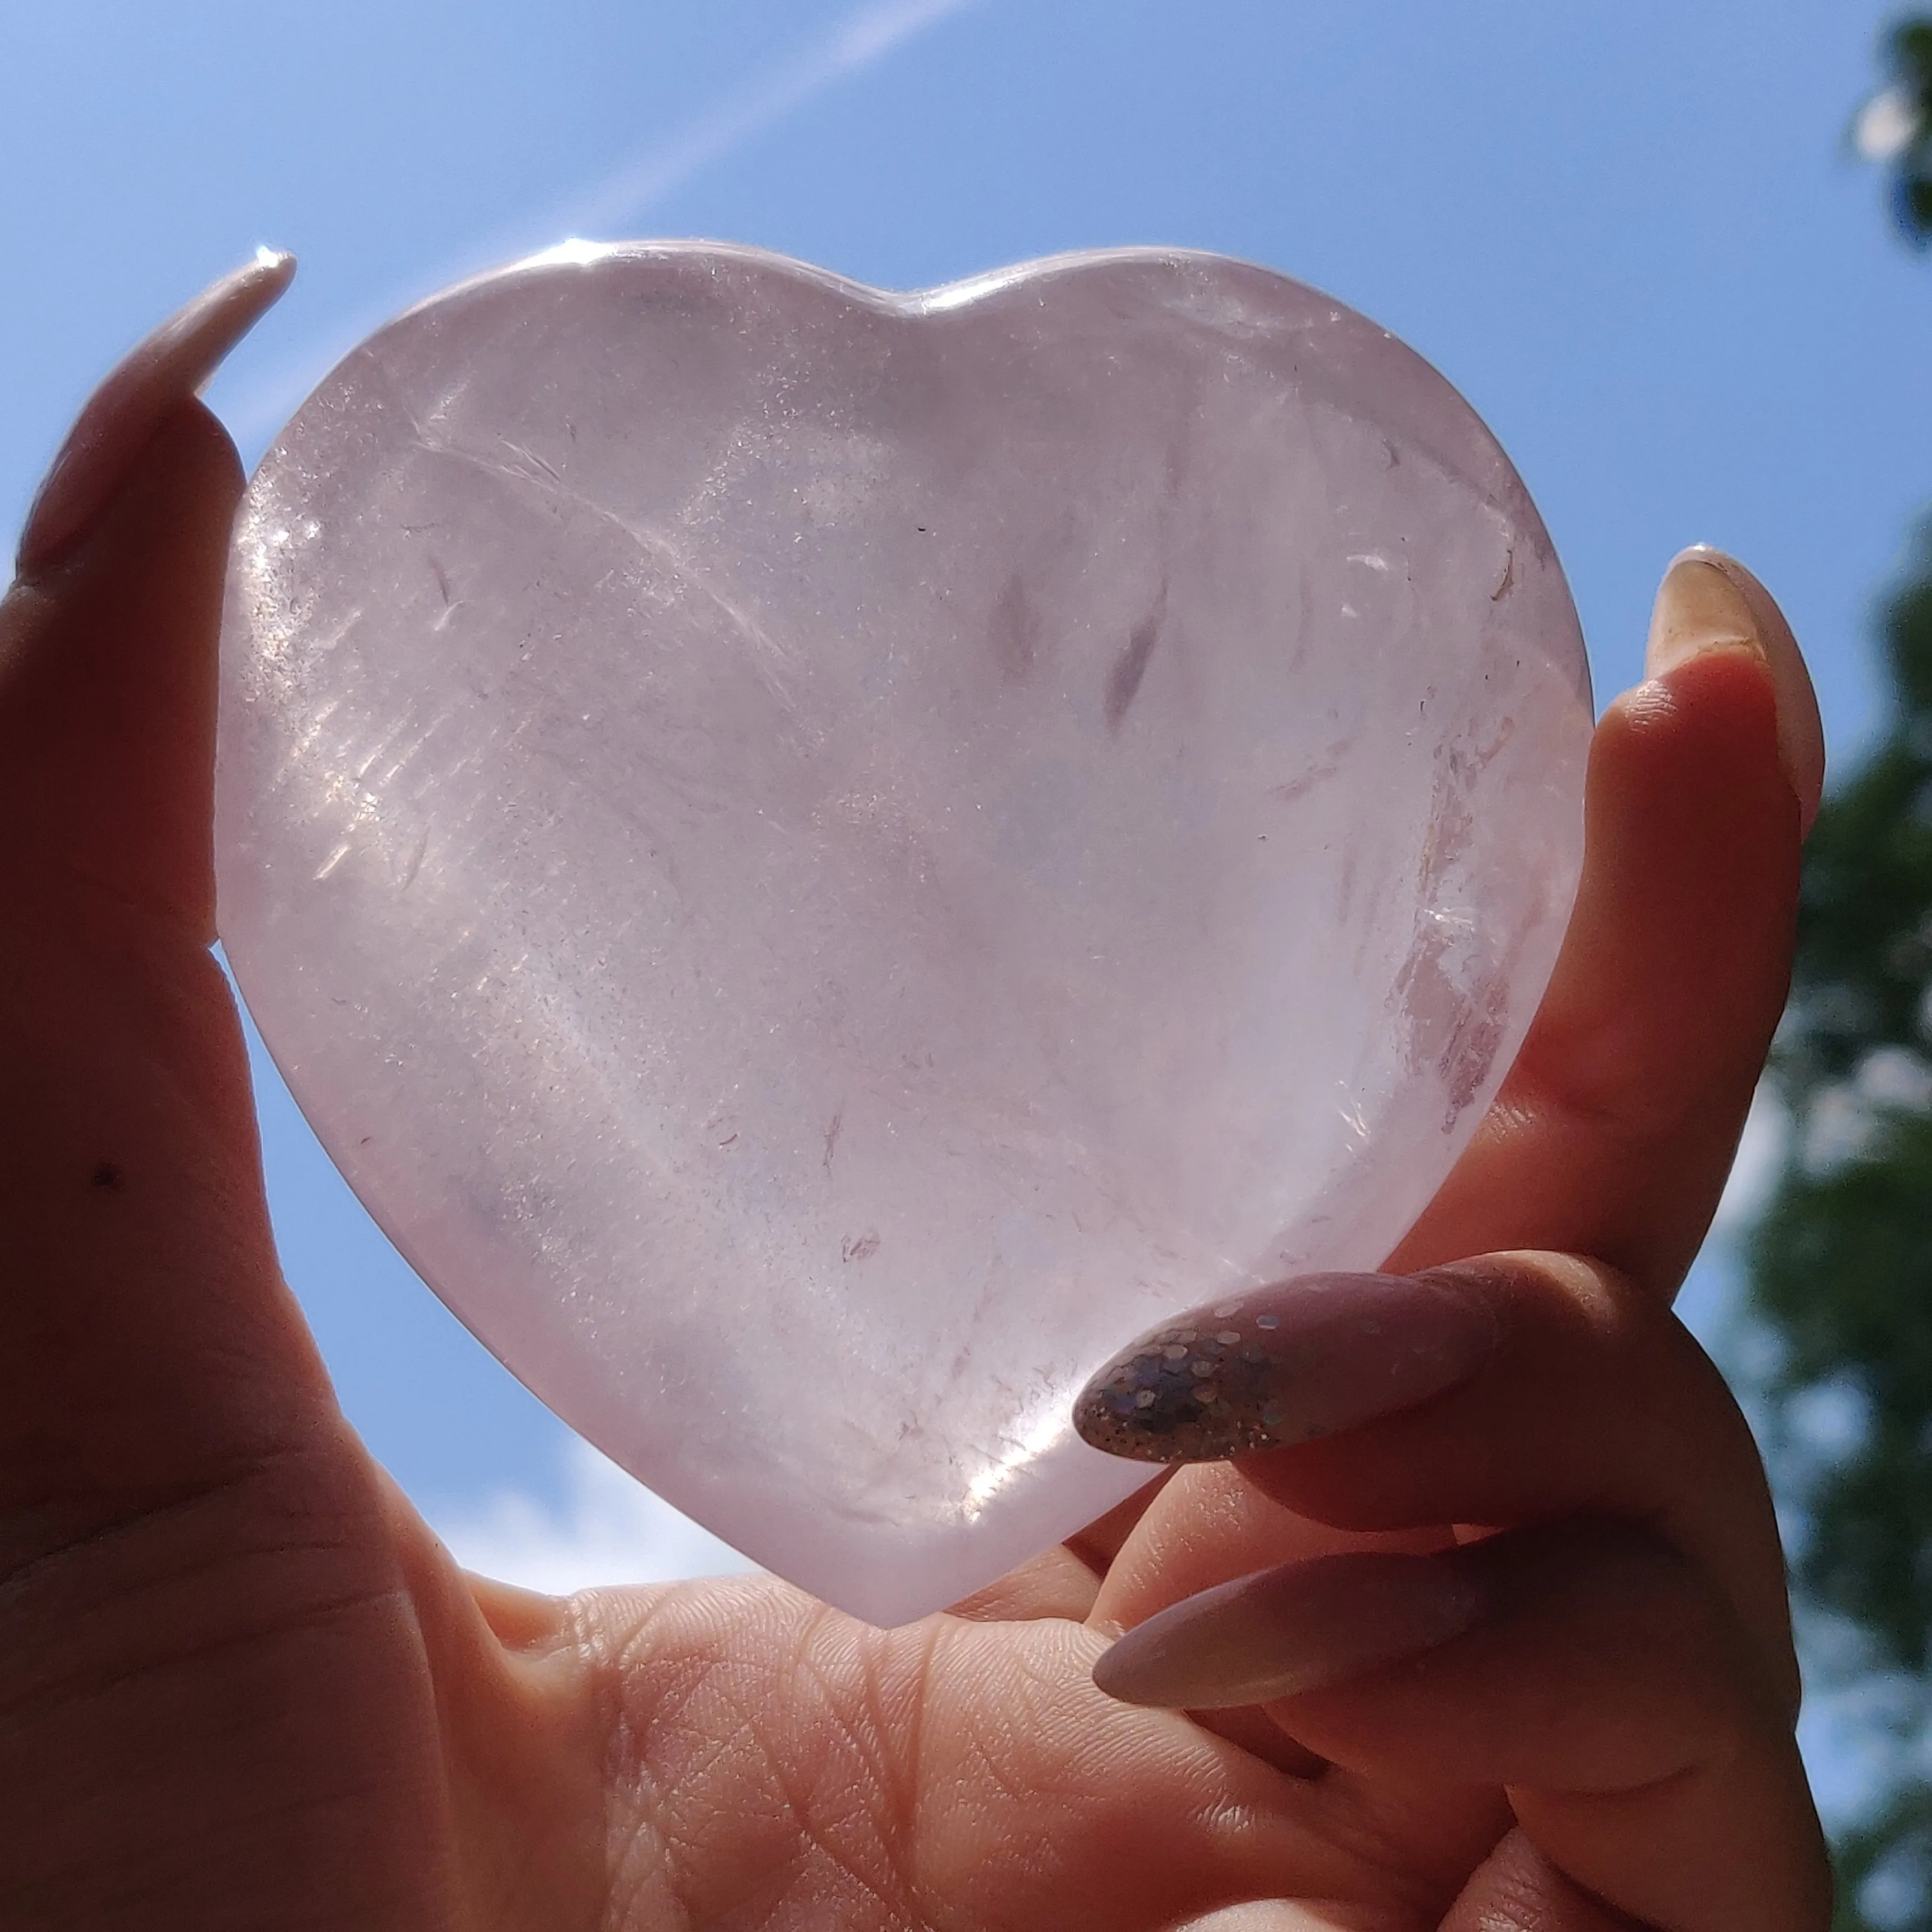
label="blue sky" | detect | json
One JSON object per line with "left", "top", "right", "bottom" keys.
{"left": 1, "top": 0, "right": 1921, "bottom": 1807}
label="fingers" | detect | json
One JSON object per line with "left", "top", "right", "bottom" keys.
{"left": 1095, "top": 1524, "right": 1826, "bottom": 1931}
{"left": 1086, "top": 1255, "right": 1794, "bottom": 1706}
{"left": 1082, "top": 1249, "right": 1825, "bottom": 1929}
{"left": 1081, "top": 550, "right": 1826, "bottom": 1924}
{"left": 1261, "top": 1254, "right": 1795, "bottom": 1698}
{"left": 1390, "top": 551, "right": 1817, "bottom": 1296}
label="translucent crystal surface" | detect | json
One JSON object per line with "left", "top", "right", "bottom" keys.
{"left": 215, "top": 244, "right": 1592, "bottom": 1625}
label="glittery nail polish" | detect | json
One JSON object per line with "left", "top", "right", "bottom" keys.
{"left": 1072, "top": 1269, "right": 1497, "bottom": 1463}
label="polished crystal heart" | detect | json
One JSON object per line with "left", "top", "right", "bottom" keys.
{"left": 216, "top": 243, "right": 1592, "bottom": 1623}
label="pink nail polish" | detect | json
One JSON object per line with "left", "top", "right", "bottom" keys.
{"left": 1092, "top": 1550, "right": 1490, "bottom": 1710}
{"left": 1072, "top": 1270, "right": 1497, "bottom": 1463}
{"left": 15, "top": 248, "right": 296, "bottom": 577}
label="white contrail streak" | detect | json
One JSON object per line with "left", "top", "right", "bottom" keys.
{"left": 224, "top": 0, "right": 986, "bottom": 448}
{"left": 556, "top": 0, "right": 983, "bottom": 238}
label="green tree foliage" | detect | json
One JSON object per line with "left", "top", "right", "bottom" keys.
{"left": 1875, "top": 19, "right": 1932, "bottom": 241}
{"left": 1754, "top": 551, "right": 1932, "bottom": 1930}
{"left": 1747, "top": 21, "right": 1932, "bottom": 1926}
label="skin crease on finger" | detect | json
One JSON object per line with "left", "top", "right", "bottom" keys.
{"left": 0, "top": 261, "right": 1829, "bottom": 1931}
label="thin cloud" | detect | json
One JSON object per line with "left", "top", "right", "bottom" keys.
{"left": 1712, "top": 1079, "right": 1788, "bottom": 1241}
{"left": 433, "top": 1437, "right": 759, "bottom": 1594}
{"left": 223, "top": 0, "right": 986, "bottom": 448}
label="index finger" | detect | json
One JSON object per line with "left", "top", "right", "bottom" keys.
{"left": 1390, "top": 549, "right": 1822, "bottom": 1297}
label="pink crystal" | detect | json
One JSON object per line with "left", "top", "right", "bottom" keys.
{"left": 215, "top": 244, "right": 1592, "bottom": 1624}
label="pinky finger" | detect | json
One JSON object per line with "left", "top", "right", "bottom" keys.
{"left": 1093, "top": 1521, "right": 1830, "bottom": 1931}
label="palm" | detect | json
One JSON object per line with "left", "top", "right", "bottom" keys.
{"left": 343, "top": 1470, "right": 1500, "bottom": 1931}
{"left": 583, "top": 1577, "right": 1317, "bottom": 1928}
{"left": 575, "top": 1575, "right": 1493, "bottom": 1930}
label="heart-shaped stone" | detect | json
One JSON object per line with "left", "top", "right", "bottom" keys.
{"left": 216, "top": 243, "right": 1591, "bottom": 1624}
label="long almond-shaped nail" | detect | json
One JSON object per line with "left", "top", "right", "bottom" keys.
{"left": 1072, "top": 1270, "right": 1497, "bottom": 1463}
{"left": 1092, "top": 1550, "right": 1490, "bottom": 1710}
{"left": 15, "top": 248, "right": 297, "bottom": 577}
{"left": 1645, "top": 545, "right": 1826, "bottom": 835}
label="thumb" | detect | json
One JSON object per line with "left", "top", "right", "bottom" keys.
{"left": 0, "top": 258, "right": 329, "bottom": 1571}
{"left": 1, "top": 250, "right": 292, "bottom": 929}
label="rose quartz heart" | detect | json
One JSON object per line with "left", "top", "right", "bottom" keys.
{"left": 215, "top": 243, "right": 1590, "bottom": 1624}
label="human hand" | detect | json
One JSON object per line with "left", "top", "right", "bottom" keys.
{"left": 0, "top": 255, "right": 1827, "bottom": 1930}
{"left": 1076, "top": 552, "right": 1832, "bottom": 1926}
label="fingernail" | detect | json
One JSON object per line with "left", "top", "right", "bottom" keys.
{"left": 1072, "top": 1270, "right": 1497, "bottom": 1464}
{"left": 15, "top": 248, "right": 297, "bottom": 577}
{"left": 1645, "top": 546, "right": 1826, "bottom": 836}
{"left": 1092, "top": 1550, "right": 1491, "bottom": 1710}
